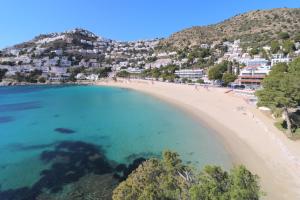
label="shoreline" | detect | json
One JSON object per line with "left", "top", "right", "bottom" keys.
{"left": 0, "top": 81, "right": 94, "bottom": 87}
{"left": 96, "top": 79, "right": 300, "bottom": 200}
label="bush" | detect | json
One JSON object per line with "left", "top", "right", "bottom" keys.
{"left": 116, "top": 70, "right": 130, "bottom": 78}
{"left": 113, "top": 151, "right": 262, "bottom": 200}
{"left": 208, "top": 61, "right": 230, "bottom": 81}
{"left": 196, "top": 79, "right": 204, "bottom": 84}
{"left": 0, "top": 68, "right": 8, "bottom": 82}
{"left": 271, "top": 107, "right": 283, "bottom": 118}
{"left": 278, "top": 32, "right": 290, "bottom": 40}
{"left": 274, "top": 120, "right": 300, "bottom": 138}
{"left": 294, "top": 33, "right": 300, "bottom": 42}
{"left": 38, "top": 76, "right": 46, "bottom": 83}
{"left": 222, "top": 73, "right": 237, "bottom": 86}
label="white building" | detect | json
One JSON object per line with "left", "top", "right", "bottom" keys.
{"left": 175, "top": 69, "right": 203, "bottom": 79}
{"left": 60, "top": 57, "right": 72, "bottom": 67}
{"left": 238, "top": 65, "right": 271, "bottom": 86}
{"left": 271, "top": 54, "right": 292, "bottom": 66}
{"left": 126, "top": 67, "right": 144, "bottom": 74}
{"left": 75, "top": 73, "right": 86, "bottom": 80}
{"left": 86, "top": 74, "right": 98, "bottom": 81}
{"left": 200, "top": 44, "right": 210, "bottom": 49}
{"left": 50, "top": 67, "right": 68, "bottom": 75}
{"left": 239, "top": 58, "right": 269, "bottom": 67}
{"left": 51, "top": 49, "right": 63, "bottom": 56}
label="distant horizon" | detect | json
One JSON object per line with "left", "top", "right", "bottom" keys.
{"left": 1, "top": 0, "right": 299, "bottom": 49}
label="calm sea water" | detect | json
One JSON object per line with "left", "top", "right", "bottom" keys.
{"left": 0, "top": 85, "right": 231, "bottom": 196}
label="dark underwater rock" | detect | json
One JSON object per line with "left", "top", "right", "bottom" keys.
{"left": 36, "top": 174, "right": 118, "bottom": 200}
{"left": 0, "top": 141, "right": 114, "bottom": 200}
{"left": 8, "top": 142, "right": 57, "bottom": 151}
{"left": 125, "top": 152, "right": 161, "bottom": 163}
{"left": 0, "top": 101, "right": 41, "bottom": 112}
{"left": 114, "top": 157, "right": 146, "bottom": 181}
{"left": 54, "top": 128, "right": 76, "bottom": 134}
{"left": 0, "top": 116, "right": 14, "bottom": 124}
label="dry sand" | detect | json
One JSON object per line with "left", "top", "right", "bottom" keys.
{"left": 96, "top": 79, "right": 300, "bottom": 200}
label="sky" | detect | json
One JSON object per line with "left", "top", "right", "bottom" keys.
{"left": 0, "top": 0, "right": 299, "bottom": 48}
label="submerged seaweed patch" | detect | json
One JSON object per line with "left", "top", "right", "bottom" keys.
{"left": 7, "top": 142, "right": 57, "bottom": 151}
{"left": 53, "top": 114, "right": 60, "bottom": 118}
{"left": 0, "top": 116, "right": 15, "bottom": 124}
{"left": 54, "top": 128, "right": 76, "bottom": 134}
{"left": 125, "top": 152, "right": 161, "bottom": 163}
{"left": 99, "top": 135, "right": 110, "bottom": 140}
{"left": 0, "top": 141, "right": 114, "bottom": 200}
{"left": 0, "top": 140, "right": 156, "bottom": 200}
{"left": 0, "top": 101, "right": 42, "bottom": 112}
{"left": 0, "top": 86, "right": 47, "bottom": 95}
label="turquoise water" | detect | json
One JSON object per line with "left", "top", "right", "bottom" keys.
{"left": 0, "top": 85, "right": 231, "bottom": 197}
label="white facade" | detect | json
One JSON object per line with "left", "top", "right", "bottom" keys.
{"left": 86, "top": 74, "right": 98, "bottom": 81}
{"left": 239, "top": 58, "right": 269, "bottom": 67}
{"left": 271, "top": 54, "right": 292, "bottom": 66}
{"left": 76, "top": 73, "right": 86, "bottom": 80}
{"left": 240, "top": 65, "right": 271, "bottom": 76}
{"left": 126, "top": 67, "right": 144, "bottom": 74}
{"left": 175, "top": 69, "right": 203, "bottom": 79}
{"left": 238, "top": 65, "right": 271, "bottom": 86}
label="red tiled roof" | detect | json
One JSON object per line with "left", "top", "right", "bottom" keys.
{"left": 238, "top": 75, "right": 266, "bottom": 79}
{"left": 239, "top": 79, "right": 262, "bottom": 83}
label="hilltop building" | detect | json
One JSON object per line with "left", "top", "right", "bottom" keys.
{"left": 271, "top": 54, "right": 292, "bottom": 66}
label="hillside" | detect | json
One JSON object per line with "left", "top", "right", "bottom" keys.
{"left": 10, "top": 28, "right": 104, "bottom": 51}
{"left": 161, "top": 8, "right": 300, "bottom": 49}
{"left": 0, "top": 27, "right": 160, "bottom": 66}
{"left": 1, "top": 8, "right": 300, "bottom": 85}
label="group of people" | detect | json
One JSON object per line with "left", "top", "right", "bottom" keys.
{"left": 194, "top": 84, "right": 210, "bottom": 91}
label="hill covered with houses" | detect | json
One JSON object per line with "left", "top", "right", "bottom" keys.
{"left": 0, "top": 8, "right": 300, "bottom": 87}
{"left": 0, "top": 28, "right": 162, "bottom": 83}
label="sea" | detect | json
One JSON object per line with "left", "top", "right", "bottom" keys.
{"left": 0, "top": 85, "right": 231, "bottom": 199}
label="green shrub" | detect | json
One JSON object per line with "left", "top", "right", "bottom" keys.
{"left": 113, "top": 151, "right": 262, "bottom": 200}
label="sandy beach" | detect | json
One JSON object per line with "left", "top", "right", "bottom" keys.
{"left": 96, "top": 79, "right": 300, "bottom": 200}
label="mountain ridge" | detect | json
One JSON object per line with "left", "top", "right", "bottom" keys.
{"left": 2, "top": 8, "right": 300, "bottom": 52}
{"left": 160, "top": 8, "right": 300, "bottom": 49}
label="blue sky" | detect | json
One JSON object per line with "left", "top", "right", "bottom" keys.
{"left": 0, "top": 0, "right": 299, "bottom": 48}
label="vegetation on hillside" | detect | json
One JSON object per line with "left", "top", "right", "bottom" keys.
{"left": 112, "top": 151, "right": 262, "bottom": 200}
{"left": 0, "top": 68, "right": 8, "bottom": 82}
{"left": 161, "top": 8, "right": 300, "bottom": 50}
{"left": 142, "top": 65, "right": 179, "bottom": 82}
{"left": 13, "top": 69, "right": 44, "bottom": 83}
{"left": 176, "top": 47, "right": 215, "bottom": 69}
{"left": 208, "top": 61, "right": 237, "bottom": 85}
{"left": 116, "top": 70, "right": 131, "bottom": 78}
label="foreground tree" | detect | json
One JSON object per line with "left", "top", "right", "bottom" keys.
{"left": 113, "top": 151, "right": 262, "bottom": 200}
{"left": 190, "top": 165, "right": 261, "bottom": 200}
{"left": 112, "top": 151, "right": 191, "bottom": 200}
{"left": 256, "top": 59, "right": 300, "bottom": 135}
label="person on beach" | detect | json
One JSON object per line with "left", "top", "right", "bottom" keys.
{"left": 204, "top": 85, "right": 209, "bottom": 91}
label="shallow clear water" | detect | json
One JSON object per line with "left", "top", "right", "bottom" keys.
{"left": 0, "top": 85, "right": 231, "bottom": 193}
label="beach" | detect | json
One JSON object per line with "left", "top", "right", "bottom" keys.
{"left": 96, "top": 79, "right": 300, "bottom": 200}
